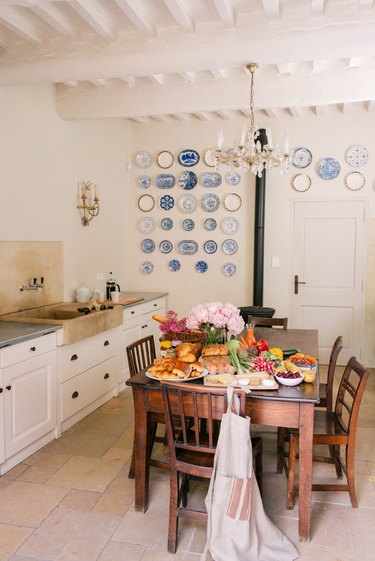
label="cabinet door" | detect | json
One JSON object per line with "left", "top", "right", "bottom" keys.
{"left": 3, "top": 351, "right": 57, "bottom": 458}
{"left": 0, "top": 376, "right": 4, "bottom": 463}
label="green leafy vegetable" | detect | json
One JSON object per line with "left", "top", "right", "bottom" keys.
{"left": 226, "top": 340, "right": 249, "bottom": 373}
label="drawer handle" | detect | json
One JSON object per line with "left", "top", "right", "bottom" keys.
{"left": 104, "top": 340, "right": 109, "bottom": 346}
{"left": 6, "top": 385, "right": 11, "bottom": 391}
{"left": 153, "top": 303, "right": 157, "bottom": 307}
{"left": 131, "top": 310, "right": 135, "bottom": 315}
{"left": 30, "top": 346, "right": 36, "bottom": 352}
{"left": 72, "top": 391, "right": 79, "bottom": 399}
{"left": 71, "top": 354, "right": 78, "bottom": 361}
{"left": 0, "top": 388, "right": 3, "bottom": 393}
{"left": 104, "top": 373, "right": 110, "bottom": 379}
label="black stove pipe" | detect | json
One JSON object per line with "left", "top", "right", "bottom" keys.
{"left": 252, "top": 128, "right": 268, "bottom": 307}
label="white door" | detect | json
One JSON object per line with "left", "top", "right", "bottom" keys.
{"left": 292, "top": 200, "right": 365, "bottom": 364}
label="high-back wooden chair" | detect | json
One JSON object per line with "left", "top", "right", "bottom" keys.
{"left": 319, "top": 335, "right": 343, "bottom": 412}
{"left": 127, "top": 336, "right": 168, "bottom": 478}
{"left": 161, "top": 381, "right": 263, "bottom": 553}
{"left": 282, "top": 356, "right": 370, "bottom": 509}
{"left": 247, "top": 316, "right": 288, "bottom": 329}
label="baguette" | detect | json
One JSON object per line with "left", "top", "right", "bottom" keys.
{"left": 152, "top": 314, "right": 167, "bottom": 323}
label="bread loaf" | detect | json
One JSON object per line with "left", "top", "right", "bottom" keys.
{"left": 175, "top": 342, "right": 202, "bottom": 362}
{"left": 201, "top": 344, "right": 229, "bottom": 357}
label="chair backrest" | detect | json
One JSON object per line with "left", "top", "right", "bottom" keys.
{"left": 161, "top": 382, "right": 246, "bottom": 458}
{"left": 247, "top": 316, "right": 288, "bottom": 329}
{"left": 326, "top": 335, "right": 344, "bottom": 411}
{"left": 334, "top": 356, "right": 370, "bottom": 436}
{"left": 126, "top": 335, "right": 156, "bottom": 377}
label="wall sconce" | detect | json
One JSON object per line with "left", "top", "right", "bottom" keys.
{"left": 77, "top": 180, "right": 99, "bottom": 226}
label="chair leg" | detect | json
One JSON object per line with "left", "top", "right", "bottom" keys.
{"left": 181, "top": 474, "right": 188, "bottom": 508}
{"left": 168, "top": 472, "right": 179, "bottom": 553}
{"left": 287, "top": 434, "right": 297, "bottom": 510}
{"left": 346, "top": 445, "right": 358, "bottom": 508}
{"left": 277, "top": 427, "right": 286, "bottom": 473}
{"left": 334, "top": 445, "right": 343, "bottom": 479}
{"left": 128, "top": 434, "right": 136, "bottom": 479}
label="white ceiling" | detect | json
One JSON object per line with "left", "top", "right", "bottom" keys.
{"left": 1, "top": 0, "right": 375, "bottom": 122}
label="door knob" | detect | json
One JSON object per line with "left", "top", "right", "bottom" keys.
{"left": 294, "top": 275, "right": 306, "bottom": 294}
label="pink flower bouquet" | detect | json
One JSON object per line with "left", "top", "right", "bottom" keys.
{"left": 187, "top": 302, "right": 244, "bottom": 345}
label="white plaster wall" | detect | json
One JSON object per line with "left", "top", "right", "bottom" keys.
{"left": 129, "top": 106, "right": 375, "bottom": 365}
{"left": 0, "top": 84, "right": 131, "bottom": 300}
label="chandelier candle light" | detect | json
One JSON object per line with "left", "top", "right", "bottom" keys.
{"left": 77, "top": 180, "right": 100, "bottom": 226}
{"left": 214, "top": 63, "right": 292, "bottom": 177}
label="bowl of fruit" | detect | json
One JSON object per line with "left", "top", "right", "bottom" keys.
{"left": 274, "top": 370, "right": 304, "bottom": 387}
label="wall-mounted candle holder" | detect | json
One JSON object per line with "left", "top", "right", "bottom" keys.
{"left": 77, "top": 181, "right": 99, "bottom": 226}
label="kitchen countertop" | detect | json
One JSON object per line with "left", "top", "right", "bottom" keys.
{"left": 120, "top": 291, "right": 168, "bottom": 308}
{"left": 0, "top": 322, "right": 61, "bottom": 349}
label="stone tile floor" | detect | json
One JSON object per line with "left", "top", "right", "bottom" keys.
{"left": 0, "top": 365, "right": 374, "bottom": 561}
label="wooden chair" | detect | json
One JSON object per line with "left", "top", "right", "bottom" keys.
{"left": 319, "top": 335, "right": 343, "bottom": 412}
{"left": 161, "top": 382, "right": 263, "bottom": 553}
{"left": 247, "top": 316, "right": 288, "bottom": 329}
{"left": 279, "top": 356, "right": 370, "bottom": 510}
{"left": 127, "top": 336, "right": 168, "bottom": 478}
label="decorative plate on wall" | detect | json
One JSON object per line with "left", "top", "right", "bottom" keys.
{"left": 221, "top": 217, "right": 240, "bottom": 234}
{"left": 159, "top": 194, "right": 175, "bottom": 210}
{"left": 179, "top": 170, "right": 197, "bottom": 190}
{"left": 159, "top": 240, "right": 173, "bottom": 253}
{"left": 138, "top": 175, "right": 151, "bottom": 189}
{"left": 222, "top": 239, "right": 238, "bottom": 255}
{"left": 178, "top": 194, "right": 198, "bottom": 213}
{"left": 177, "top": 240, "right": 198, "bottom": 255}
{"left": 317, "top": 158, "right": 340, "bottom": 180}
{"left": 141, "top": 261, "right": 153, "bottom": 274}
{"left": 204, "top": 149, "right": 216, "bottom": 167}
{"left": 178, "top": 149, "right": 200, "bottom": 167}
{"left": 141, "top": 239, "right": 155, "bottom": 253}
{"left": 225, "top": 171, "right": 241, "bottom": 186}
{"left": 222, "top": 263, "right": 237, "bottom": 277}
{"left": 292, "top": 147, "right": 313, "bottom": 169}
{"left": 182, "top": 218, "right": 195, "bottom": 231}
{"left": 204, "top": 218, "right": 217, "bottom": 231}
{"left": 344, "top": 171, "right": 365, "bottom": 191}
{"left": 161, "top": 217, "right": 173, "bottom": 230}
{"left": 195, "top": 260, "right": 208, "bottom": 273}
{"left": 223, "top": 193, "right": 242, "bottom": 212}
{"left": 138, "top": 194, "right": 155, "bottom": 212}
{"left": 291, "top": 173, "right": 311, "bottom": 192}
{"left": 203, "top": 240, "right": 218, "bottom": 254}
{"left": 201, "top": 193, "right": 220, "bottom": 212}
{"left": 156, "top": 174, "right": 176, "bottom": 189}
{"left": 168, "top": 259, "right": 181, "bottom": 272}
{"left": 138, "top": 217, "right": 155, "bottom": 234}
{"left": 345, "top": 145, "right": 368, "bottom": 167}
{"left": 157, "top": 151, "right": 174, "bottom": 169}
{"left": 135, "top": 151, "right": 152, "bottom": 168}
{"left": 201, "top": 172, "right": 222, "bottom": 187}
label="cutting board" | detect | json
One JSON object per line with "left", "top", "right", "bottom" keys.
{"left": 103, "top": 297, "right": 144, "bottom": 306}
{"left": 204, "top": 372, "right": 279, "bottom": 390}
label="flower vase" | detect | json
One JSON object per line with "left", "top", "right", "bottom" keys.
{"left": 203, "top": 326, "right": 228, "bottom": 346}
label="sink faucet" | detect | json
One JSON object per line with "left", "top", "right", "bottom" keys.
{"left": 20, "top": 277, "right": 44, "bottom": 292}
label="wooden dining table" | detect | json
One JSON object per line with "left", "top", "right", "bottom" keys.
{"left": 126, "top": 327, "right": 319, "bottom": 542}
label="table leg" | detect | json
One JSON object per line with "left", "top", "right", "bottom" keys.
{"left": 132, "top": 387, "right": 149, "bottom": 512}
{"left": 298, "top": 402, "right": 314, "bottom": 541}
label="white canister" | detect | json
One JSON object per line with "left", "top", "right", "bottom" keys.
{"left": 73, "top": 287, "right": 92, "bottom": 303}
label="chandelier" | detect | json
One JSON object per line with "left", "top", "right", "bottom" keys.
{"left": 213, "top": 63, "right": 292, "bottom": 177}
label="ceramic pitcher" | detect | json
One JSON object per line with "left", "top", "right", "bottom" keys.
{"left": 73, "top": 287, "right": 92, "bottom": 302}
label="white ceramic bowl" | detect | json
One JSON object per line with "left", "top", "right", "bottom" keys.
{"left": 275, "top": 373, "right": 304, "bottom": 387}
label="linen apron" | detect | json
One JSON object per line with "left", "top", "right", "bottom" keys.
{"left": 202, "top": 386, "right": 298, "bottom": 561}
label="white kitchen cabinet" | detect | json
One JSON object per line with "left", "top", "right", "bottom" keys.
{"left": 0, "top": 332, "right": 58, "bottom": 475}
{"left": 59, "top": 327, "right": 121, "bottom": 431}
{"left": 120, "top": 296, "right": 166, "bottom": 388}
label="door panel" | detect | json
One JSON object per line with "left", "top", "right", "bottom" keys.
{"left": 292, "top": 201, "right": 365, "bottom": 364}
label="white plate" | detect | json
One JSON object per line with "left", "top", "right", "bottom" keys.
{"left": 226, "top": 171, "right": 241, "bottom": 186}
{"left": 204, "top": 149, "right": 216, "bottom": 167}
{"left": 141, "top": 261, "right": 153, "bottom": 274}
{"left": 141, "top": 238, "right": 155, "bottom": 253}
{"left": 344, "top": 171, "right": 365, "bottom": 191}
{"left": 138, "top": 217, "right": 155, "bottom": 234}
{"left": 291, "top": 173, "right": 311, "bottom": 192}
{"left": 138, "top": 194, "right": 155, "bottom": 212}
{"left": 345, "top": 145, "right": 368, "bottom": 168}
{"left": 222, "top": 239, "right": 238, "bottom": 255}
{"left": 201, "top": 193, "right": 220, "bottom": 212}
{"left": 157, "top": 150, "right": 174, "bottom": 169}
{"left": 221, "top": 217, "right": 239, "bottom": 234}
{"left": 178, "top": 194, "right": 198, "bottom": 213}
{"left": 146, "top": 369, "right": 208, "bottom": 382}
{"left": 222, "top": 263, "right": 237, "bottom": 277}
{"left": 223, "top": 193, "right": 242, "bottom": 212}
{"left": 135, "top": 151, "right": 152, "bottom": 168}
{"left": 292, "top": 147, "right": 312, "bottom": 169}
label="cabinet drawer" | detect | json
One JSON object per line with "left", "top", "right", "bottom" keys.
{"left": 0, "top": 332, "right": 57, "bottom": 368}
{"left": 123, "top": 297, "right": 166, "bottom": 322}
{"left": 141, "top": 297, "right": 166, "bottom": 314}
{"left": 60, "top": 329, "right": 117, "bottom": 383}
{"left": 60, "top": 356, "right": 116, "bottom": 421}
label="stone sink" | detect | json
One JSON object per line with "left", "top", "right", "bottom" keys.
{"left": 0, "top": 302, "right": 123, "bottom": 345}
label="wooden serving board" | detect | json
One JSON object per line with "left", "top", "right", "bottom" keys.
{"left": 204, "top": 372, "right": 279, "bottom": 390}
{"left": 103, "top": 297, "right": 144, "bottom": 306}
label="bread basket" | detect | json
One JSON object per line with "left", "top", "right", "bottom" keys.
{"left": 163, "top": 330, "right": 206, "bottom": 343}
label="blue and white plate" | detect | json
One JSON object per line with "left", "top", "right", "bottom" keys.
{"left": 204, "top": 240, "right": 218, "bottom": 254}
{"left": 178, "top": 149, "right": 200, "bottom": 167}
{"left": 345, "top": 145, "right": 368, "bottom": 167}
{"left": 222, "top": 239, "right": 238, "bottom": 255}
{"left": 168, "top": 259, "right": 181, "bottom": 272}
{"left": 141, "top": 261, "right": 153, "bottom": 274}
{"left": 156, "top": 174, "right": 175, "bottom": 189}
{"left": 221, "top": 217, "right": 239, "bottom": 235}
{"left": 204, "top": 218, "right": 217, "bottom": 231}
{"left": 138, "top": 175, "right": 151, "bottom": 188}
{"left": 178, "top": 194, "right": 198, "bottom": 213}
{"left": 159, "top": 240, "right": 173, "bottom": 254}
{"left": 141, "top": 238, "right": 155, "bottom": 253}
{"left": 138, "top": 217, "right": 155, "bottom": 234}
{"left": 135, "top": 151, "right": 152, "bottom": 168}
{"left": 318, "top": 158, "right": 340, "bottom": 180}
{"left": 292, "top": 147, "right": 313, "bottom": 169}
{"left": 222, "top": 263, "right": 237, "bottom": 277}
{"left": 201, "top": 193, "right": 220, "bottom": 212}
{"left": 177, "top": 240, "right": 198, "bottom": 255}
{"left": 159, "top": 194, "right": 175, "bottom": 210}
{"left": 201, "top": 172, "right": 222, "bottom": 187}
{"left": 195, "top": 260, "right": 208, "bottom": 273}
{"left": 225, "top": 171, "right": 241, "bottom": 186}
{"left": 161, "top": 217, "right": 173, "bottom": 230}
{"left": 179, "top": 170, "right": 197, "bottom": 190}
{"left": 182, "top": 218, "right": 195, "bottom": 231}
